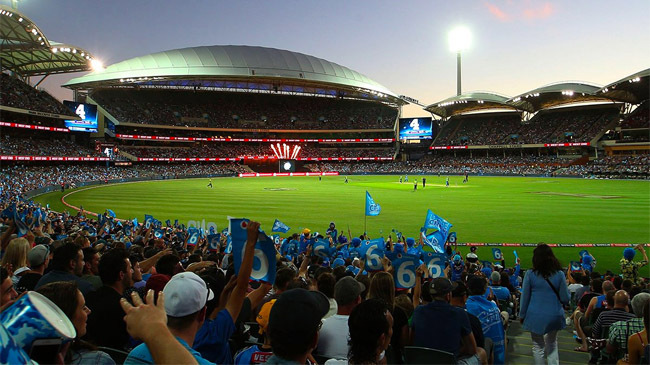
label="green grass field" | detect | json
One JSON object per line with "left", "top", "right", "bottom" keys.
{"left": 34, "top": 175, "right": 650, "bottom": 273}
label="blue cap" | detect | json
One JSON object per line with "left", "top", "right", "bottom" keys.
{"left": 394, "top": 243, "right": 404, "bottom": 253}
{"left": 453, "top": 254, "right": 462, "bottom": 262}
{"left": 338, "top": 235, "right": 348, "bottom": 244}
{"left": 332, "top": 258, "right": 345, "bottom": 268}
{"left": 406, "top": 237, "right": 415, "bottom": 247}
{"left": 351, "top": 237, "right": 362, "bottom": 247}
{"left": 481, "top": 267, "right": 492, "bottom": 277}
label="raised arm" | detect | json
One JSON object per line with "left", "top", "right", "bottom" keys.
{"left": 225, "top": 221, "right": 259, "bottom": 321}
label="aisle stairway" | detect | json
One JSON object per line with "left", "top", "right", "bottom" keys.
{"left": 506, "top": 320, "right": 590, "bottom": 364}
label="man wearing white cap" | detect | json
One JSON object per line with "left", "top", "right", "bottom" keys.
{"left": 124, "top": 271, "right": 216, "bottom": 364}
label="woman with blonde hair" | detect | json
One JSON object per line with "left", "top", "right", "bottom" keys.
{"left": 1, "top": 237, "right": 30, "bottom": 285}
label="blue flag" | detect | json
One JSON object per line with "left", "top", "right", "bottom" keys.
{"left": 209, "top": 226, "right": 216, "bottom": 235}
{"left": 1, "top": 204, "right": 15, "bottom": 218}
{"left": 271, "top": 234, "right": 281, "bottom": 245}
{"left": 199, "top": 227, "right": 206, "bottom": 239}
{"left": 13, "top": 207, "right": 29, "bottom": 237}
{"left": 359, "top": 238, "right": 385, "bottom": 271}
{"left": 165, "top": 220, "right": 171, "bottom": 227}
{"left": 422, "top": 251, "right": 447, "bottom": 278}
{"left": 225, "top": 235, "right": 232, "bottom": 254}
{"left": 207, "top": 234, "right": 221, "bottom": 252}
{"left": 132, "top": 218, "right": 138, "bottom": 227}
{"left": 272, "top": 219, "right": 290, "bottom": 233}
{"left": 570, "top": 261, "right": 581, "bottom": 272}
{"left": 365, "top": 191, "right": 381, "bottom": 216}
{"left": 513, "top": 250, "right": 519, "bottom": 261}
{"left": 492, "top": 248, "right": 503, "bottom": 260}
{"left": 176, "top": 231, "right": 186, "bottom": 243}
{"left": 313, "top": 238, "right": 335, "bottom": 259}
{"left": 174, "top": 219, "right": 179, "bottom": 228}
{"left": 154, "top": 228, "right": 164, "bottom": 239}
{"left": 423, "top": 209, "right": 453, "bottom": 239}
{"left": 87, "top": 225, "right": 97, "bottom": 237}
{"left": 422, "top": 230, "right": 446, "bottom": 253}
{"left": 144, "top": 214, "right": 154, "bottom": 229}
{"left": 124, "top": 225, "right": 132, "bottom": 236}
{"left": 187, "top": 227, "right": 200, "bottom": 246}
{"left": 447, "top": 232, "right": 457, "bottom": 244}
{"left": 107, "top": 209, "right": 116, "bottom": 218}
{"left": 232, "top": 226, "right": 277, "bottom": 284}
{"left": 386, "top": 252, "right": 418, "bottom": 289}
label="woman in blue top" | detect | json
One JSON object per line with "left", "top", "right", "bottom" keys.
{"left": 519, "top": 244, "right": 569, "bottom": 365}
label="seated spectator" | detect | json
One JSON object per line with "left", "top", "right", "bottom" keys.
{"left": 16, "top": 244, "right": 50, "bottom": 292}
{"left": 36, "top": 242, "right": 95, "bottom": 296}
{"left": 81, "top": 246, "right": 102, "bottom": 290}
{"left": 317, "top": 276, "right": 365, "bottom": 359}
{"left": 346, "top": 298, "right": 393, "bottom": 365}
{"left": 625, "top": 300, "right": 649, "bottom": 365}
{"left": 368, "top": 272, "right": 408, "bottom": 363}
{"left": 37, "top": 281, "right": 115, "bottom": 364}
{"left": 466, "top": 275, "right": 506, "bottom": 365}
{"left": 316, "top": 272, "right": 338, "bottom": 319}
{"left": 450, "top": 281, "right": 485, "bottom": 351}
{"left": 125, "top": 272, "right": 215, "bottom": 364}
{"left": 607, "top": 293, "right": 650, "bottom": 362}
{"left": 1, "top": 237, "right": 30, "bottom": 286}
{"left": 234, "top": 299, "right": 275, "bottom": 364}
{"left": 410, "top": 277, "right": 482, "bottom": 364}
{"left": 267, "top": 288, "right": 330, "bottom": 365}
{"left": 1, "top": 266, "right": 18, "bottom": 312}
{"left": 85, "top": 248, "right": 133, "bottom": 350}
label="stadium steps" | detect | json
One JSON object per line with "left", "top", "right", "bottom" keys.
{"left": 118, "top": 150, "right": 138, "bottom": 161}
{"left": 591, "top": 114, "right": 620, "bottom": 147}
{"left": 505, "top": 320, "right": 590, "bottom": 364}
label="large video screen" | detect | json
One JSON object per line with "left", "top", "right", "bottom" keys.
{"left": 398, "top": 117, "right": 433, "bottom": 140}
{"left": 63, "top": 101, "right": 98, "bottom": 133}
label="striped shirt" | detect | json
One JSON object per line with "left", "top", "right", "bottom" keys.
{"left": 592, "top": 308, "right": 635, "bottom": 339}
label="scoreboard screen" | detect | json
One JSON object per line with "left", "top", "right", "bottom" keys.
{"left": 63, "top": 101, "right": 98, "bottom": 133}
{"left": 398, "top": 117, "right": 433, "bottom": 140}
{"left": 279, "top": 160, "right": 296, "bottom": 172}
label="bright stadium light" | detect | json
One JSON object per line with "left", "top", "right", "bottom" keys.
{"left": 90, "top": 59, "right": 104, "bottom": 72}
{"left": 448, "top": 26, "right": 472, "bottom": 96}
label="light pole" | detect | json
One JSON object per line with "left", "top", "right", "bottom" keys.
{"left": 448, "top": 27, "right": 471, "bottom": 96}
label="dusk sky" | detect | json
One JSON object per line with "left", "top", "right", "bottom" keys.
{"left": 4, "top": 0, "right": 649, "bottom": 117}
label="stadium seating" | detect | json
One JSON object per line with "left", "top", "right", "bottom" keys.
{"left": 92, "top": 89, "right": 398, "bottom": 130}
{"left": 433, "top": 107, "right": 618, "bottom": 146}
{"left": 0, "top": 73, "right": 74, "bottom": 116}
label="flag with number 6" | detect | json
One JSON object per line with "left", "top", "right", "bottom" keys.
{"left": 232, "top": 229, "right": 277, "bottom": 284}
{"left": 422, "top": 251, "right": 447, "bottom": 278}
{"left": 386, "top": 252, "right": 419, "bottom": 289}
{"left": 359, "top": 238, "right": 385, "bottom": 272}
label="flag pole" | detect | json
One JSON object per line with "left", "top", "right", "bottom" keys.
{"left": 364, "top": 214, "right": 367, "bottom": 236}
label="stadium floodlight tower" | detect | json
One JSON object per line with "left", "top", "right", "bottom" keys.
{"left": 448, "top": 26, "right": 472, "bottom": 96}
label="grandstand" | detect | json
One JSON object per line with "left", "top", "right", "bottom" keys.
{"left": 0, "top": 4, "right": 649, "bottom": 365}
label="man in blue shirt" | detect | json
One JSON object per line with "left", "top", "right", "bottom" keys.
{"left": 126, "top": 221, "right": 260, "bottom": 365}
{"left": 410, "top": 277, "right": 482, "bottom": 365}
{"left": 466, "top": 276, "right": 506, "bottom": 365}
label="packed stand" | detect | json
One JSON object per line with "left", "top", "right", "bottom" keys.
{"left": 92, "top": 89, "right": 398, "bottom": 130}
{"left": 0, "top": 73, "right": 75, "bottom": 116}
{"left": 434, "top": 108, "right": 618, "bottom": 146}
{"left": 1, "top": 191, "right": 648, "bottom": 365}
{"left": 313, "top": 154, "right": 571, "bottom": 176}
{"left": 562, "top": 155, "right": 650, "bottom": 179}
{"left": 0, "top": 163, "right": 248, "bottom": 194}
{"left": 1, "top": 136, "right": 99, "bottom": 157}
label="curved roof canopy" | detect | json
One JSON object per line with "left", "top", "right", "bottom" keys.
{"left": 424, "top": 91, "right": 521, "bottom": 118}
{"left": 63, "top": 45, "right": 404, "bottom": 105}
{"left": 508, "top": 82, "right": 612, "bottom": 112}
{"left": 597, "top": 68, "right": 649, "bottom": 104}
{"left": 0, "top": 5, "right": 97, "bottom": 76}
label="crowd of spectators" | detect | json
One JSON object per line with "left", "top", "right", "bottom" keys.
{"left": 0, "top": 73, "right": 75, "bottom": 116}
{"left": 434, "top": 108, "right": 619, "bottom": 146}
{"left": 0, "top": 136, "right": 99, "bottom": 157}
{"left": 1, "top": 196, "right": 648, "bottom": 364}
{"left": 562, "top": 155, "right": 650, "bottom": 179}
{"left": 313, "top": 154, "right": 571, "bottom": 176}
{"left": 120, "top": 144, "right": 395, "bottom": 159}
{"left": 0, "top": 163, "right": 248, "bottom": 195}
{"left": 92, "top": 89, "right": 398, "bottom": 130}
